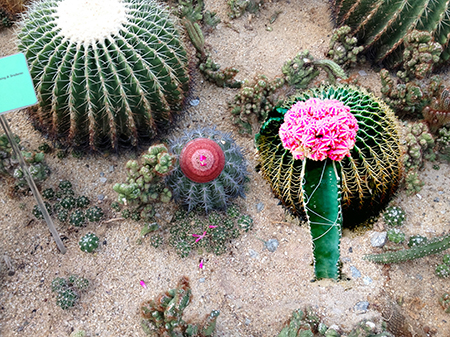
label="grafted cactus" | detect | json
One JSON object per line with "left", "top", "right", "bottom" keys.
{"left": 331, "top": 0, "right": 450, "bottom": 67}
{"left": 17, "top": 0, "right": 189, "bottom": 150}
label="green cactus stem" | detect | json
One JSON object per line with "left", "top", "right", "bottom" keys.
{"left": 18, "top": 0, "right": 189, "bottom": 150}
{"left": 327, "top": 26, "right": 364, "bottom": 68}
{"left": 364, "top": 233, "right": 450, "bottom": 264}
{"left": 255, "top": 85, "right": 403, "bottom": 227}
{"left": 303, "top": 159, "right": 343, "bottom": 279}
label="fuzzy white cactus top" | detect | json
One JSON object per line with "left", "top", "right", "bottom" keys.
{"left": 54, "top": 0, "right": 129, "bottom": 44}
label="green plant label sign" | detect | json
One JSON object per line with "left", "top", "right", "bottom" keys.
{"left": 0, "top": 53, "right": 37, "bottom": 115}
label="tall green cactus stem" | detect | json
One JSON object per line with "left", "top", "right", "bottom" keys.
{"left": 364, "top": 233, "right": 450, "bottom": 264}
{"left": 303, "top": 159, "right": 343, "bottom": 279}
{"left": 140, "top": 276, "right": 219, "bottom": 336}
{"left": 17, "top": 0, "right": 189, "bottom": 150}
{"left": 256, "top": 85, "right": 403, "bottom": 227}
{"left": 331, "top": 0, "right": 450, "bottom": 67}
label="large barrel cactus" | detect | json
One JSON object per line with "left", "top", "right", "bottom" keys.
{"left": 331, "top": 0, "right": 450, "bottom": 67}
{"left": 256, "top": 85, "right": 403, "bottom": 279}
{"left": 17, "top": 0, "right": 189, "bottom": 149}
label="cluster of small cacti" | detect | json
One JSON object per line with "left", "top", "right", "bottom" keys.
{"left": 167, "top": 127, "right": 248, "bottom": 212}
{"left": 423, "top": 89, "right": 450, "bottom": 133}
{"left": 18, "top": 0, "right": 189, "bottom": 150}
{"left": 79, "top": 232, "right": 100, "bottom": 253}
{"left": 439, "top": 293, "right": 450, "bottom": 313}
{"left": 331, "top": 0, "right": 450, "bottom": 67}
{"left": 227, "top": 0, "right": 262, "bottom": 19}
{"left": 113, "top": 144, "right": 174, "bottom": 221}
{"left": 436, "top": 126, "right": 450, "bottom": 160}
{"left": 0, "top": 133, "right": 50, "bottom": 191}
{"left": 278, "top": 307, "right": 393, "bottom": 337}
{"left": 282, "top": 50, "right": 348, "bottom": 89}
{"left": 364, "top": 232, "right": 450, "bottom": 264}
{"left": 33, "top": 180, "right": 104, "bottom": 227}
{"left": 140, "top": 276, "right": 219, "bottom": 336}
{"left": 326, "top": 26, "right": 364, "bottom": 69}
{"left": 198, "top": 56, "right": 242, "bottom": 88}
{"left": 435, "top": 254, "right": 450, "bottom": 278}
{"left": 229, "top": 75, "right": 284, "bottom": 134}
{"left": 256, "top": 85, "right": 403, "bottom": 226}
{"left": 383, "top": 206, "right": 406, "bottom": 227}
{"left": 168, "top": 204, "right": 253, "bottom": 258}
{"left": 51, "top": 275, "right": 89, "bottom": 310}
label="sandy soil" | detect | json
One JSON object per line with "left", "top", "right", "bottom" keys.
{"left": 1, "top": 0, "right": 450, "bottom": 336}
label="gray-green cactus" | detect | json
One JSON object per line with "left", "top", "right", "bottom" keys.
{"left": 140, "top": 277, "right": 219, "bottom": 336}
{"left": 404, "top": 122, "right": 435, "bottom": 172}
{"left": 327, "top": 26, "right": 364, "bottom": 69}
{"left": 18, "top": 0, "right": 189, "bottom": 150}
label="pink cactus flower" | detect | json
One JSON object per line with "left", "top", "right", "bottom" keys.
{"left": 209, "top": 225, "right": 217, "bottom": 229}
{"left": 140, "top": 280, "right": 147, "bottom": 289}
{"left": 192, "top": 231, "right": 207, "bottom": 243}
{"left": 199, "top": 259, "right": 204, "bottom": 269}
{"left": 279, "top": 98, "right": 358, "bottom": 161}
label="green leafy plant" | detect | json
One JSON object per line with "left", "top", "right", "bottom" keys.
{"left": 167, "top": 127, "right": 248, "bottom": 212}
{"left": 331, "top": 0, "right": 450, "bottom": 67}
{"left": 255, "top": 85, "right": 403, "bottom": 279}
{"left": 51, "top": 275, "right": 89, "bottom": 310}
{"left": 140, "top": 276, "right": 219, "bottom": 336}
{"left": 18, "top": 0, "right": 189, "bottom": 150}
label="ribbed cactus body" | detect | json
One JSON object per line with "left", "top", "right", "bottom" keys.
{"left": 255, "top": 85, "right": 403, "bottom": 226}
{"left": 17, "top": 0, "right": 189, "bottom": 149}
{"left": 331, "top": 0, "right": 450, "bottom": 67}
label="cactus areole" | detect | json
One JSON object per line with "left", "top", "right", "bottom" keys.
{"left": 179, "top": 138, "right": 225, "bottom": 183}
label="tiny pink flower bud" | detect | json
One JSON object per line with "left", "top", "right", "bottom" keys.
{"left": 199, "top": 259, "right": 204, "bottom": 269}
{"left": 140, "top": 280, "right": 147, "bottom": 289}
{"left": 209, "top": 225, "right": 217, "bottom": 228}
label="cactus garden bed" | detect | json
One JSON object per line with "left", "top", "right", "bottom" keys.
{"left": 1, "top": 0, "right": 450, "bottom": 336}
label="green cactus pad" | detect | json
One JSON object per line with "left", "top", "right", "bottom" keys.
{"left": 255, "top": 85, "right": 403, "bottom": 227}
{"left": 18, "top": 0, "right": 189, "bottom": 150}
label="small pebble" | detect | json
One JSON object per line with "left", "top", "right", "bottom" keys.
{"left": 434, "top": 197, "right": 440, "bottom": 202}
{"left": 199, "top": 278, "right": 205, "bottom": 283}
{"left": 256, "top": 202, "right": 264, "bottom": 212}
{"left": 245, "top": 318, "right": 251, "bottom": 326}
{"left": 350, "top": 266, "right": 361, "bottom": 278}
{"left": 370, "top": 231, "right": 387, "bottom": 247}
{"left": 354, "top": 301, "right": 369, "bottom": 314}
{"left": 100, "top": 172, "right": 105, "bottom": 177}
{"left": 341, "top": 257, "right": 351, "bottom": 263}
{"left": 365, "top": 321, "right": 376, "bottom": 330}
{"left": 99, "top": 177, "right": 107, "bottom": 184}
{"left": 189, "top": 98, "right": 200, "bottom": 106}
{"left": 358, "top": 70, "right": 368, "bottom": 76}
{"left": 363, "top": 276, "right": 373, "bottom": 285}
{"left": 97, "top": 194, "right": 105, "bottom": 201}
{"left": 265, "top": 239, "right": 279, "bottom": 252}
{"left": 109, "top": 165, "right": 114, "bottom": 173}
{"left": 416, "top": 274, "right": 423, "bottom": 281}
{"left": 248, "top": 249, "right": 258, "bottom": 258}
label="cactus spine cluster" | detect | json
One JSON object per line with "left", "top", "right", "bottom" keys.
{"left": 140, "top": 276, "right": 219, "bottom": 336}
{"left": 255, "top": 85, "right": 403, "bottom": 226}
{"left": 17, "top": 0, "right": 189, "bottom": 150}
{"left": 167, "top": 127, "right": 247, "bottom": 212}
{"left": 331, "top": 0, "right": 450, "bottom": 67}
{"left": 51, "top": 275, "right": 89, "bottom": 310}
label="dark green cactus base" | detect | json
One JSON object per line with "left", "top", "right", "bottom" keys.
{"left": 303, "top": 159, "right": 342, "bottom": 279}
{"left": 255, "top": 85, "right": 403, "bottom": 227}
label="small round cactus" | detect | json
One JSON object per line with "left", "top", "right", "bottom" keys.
{"left": 383, "top": 206, "right": 406, "bottom": 227}
{"left": 387, "top": 228, "right": 406, "bottom": 244}
{"left": 57, "top": 209, "right": 69, "bottom": 223}
{"left": 76, "top": 196, "right": 90, "bottom": 208}
{"left": 18, "top": 0, "right": 189, "bottom": 150}
{"left": 79, "top": 232, "right": 99, "bottom": 253}
{"left": 56, "top": 288, "right": 78, "bottom": 310}
{"left": 61, "top": 196, "right": 76, "bottom": 210}
{"left": 237, "top": 214, "right": 253, "bottom": 232}
{"left": 167, "top": 127, "right": 248, "bottom": 212}
{"left": 436, "top": 264, "right": 450, "bottom": 278}
{"left": 85, "top": 206, "right": 104, "bottom": 222}
{"left": 32, "top": 202, "right": 53, "bottom": 219}
{"left": 42, "top": 188, "right": 55, "bottom": 200}
{"left": 408, "top": 235, "right": 428, "bottom": 248}
{"left": 59, "top": 180, "right": 72, "bottom": 191}
{"left": 70, "top": 209, "right": 86, "bottom": 227}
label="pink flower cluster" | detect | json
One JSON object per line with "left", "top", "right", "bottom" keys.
{"left": 279, "top": 98, "right": 358, "bottom": 161}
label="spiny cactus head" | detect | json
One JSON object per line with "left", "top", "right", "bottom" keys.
{"left": 86, "top": 206, "right": 104, "bottom": 222}
{"left": 18, "top": 0, "right": 189, "bottom": 150}
{"left": 383, "top": 206, "right": 406, "bottom": 227}
{"left": 79, "top": 232, "right": 100, "bottom": 253}
{"left": 180, "top": 138, "right": 225, "bottom": 183}
{"left": 436, "top": 264, "right": 450, "bottom": 278}
{"left": 70, "top": 209, "right": 86, "bottom": 227}
{"left": 387, "top": 228, "right": 405, "bottom": 244}
{"left": 56, "top": 288, "right": 78, "bottom": 310}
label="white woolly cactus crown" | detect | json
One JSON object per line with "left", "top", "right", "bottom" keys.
{"left": 17, "top": 0, "right": 189, "bottom": 149}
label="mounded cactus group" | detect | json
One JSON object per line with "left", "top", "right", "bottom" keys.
{"left": 17, "top": 0, "right": 189, "bottom": 150}
{"left": 256, "top": 85, "right": 403, "bottom": 227}
{"left": 331, "top": 0, "right": 450, "bottom": 67}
